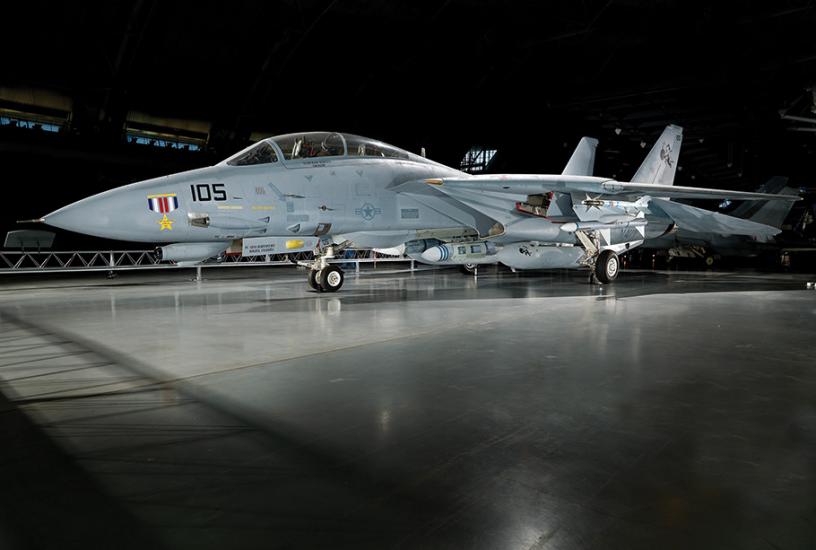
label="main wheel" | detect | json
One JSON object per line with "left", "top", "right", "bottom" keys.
{"left": 594, "top": 250, "right": 620, "bottom": 284}
{"left": 319, "top": 265, "right": 344, "bottom": 292}
{"left": 460, "top": 263, "right": 477, "bottom": 275}
{"left": 308, "top": 269, "right": 322, "bottom": 291}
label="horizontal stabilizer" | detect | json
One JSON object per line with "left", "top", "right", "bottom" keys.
{"left": 743, "top": 186, "right": 798, "bottom": 228}
{"left": 649, "top": 198, "right": 781, "bottom": 237}
{"left": 728, "top": 177, "right": 798, "bottom": 229}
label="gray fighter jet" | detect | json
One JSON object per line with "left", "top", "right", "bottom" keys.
{"left": 37, "top": 126, "right": 798, "bottom": 291}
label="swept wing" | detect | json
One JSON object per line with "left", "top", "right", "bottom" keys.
{"left": 425, "top": 175, "right": 800, "bottom": 202}
{"left": 423, "top": 175, "right": 799, "bottom": 237}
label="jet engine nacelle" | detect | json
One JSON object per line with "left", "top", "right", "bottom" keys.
{"left": 155, "top": 242, "right": 229, "bottom": 264}
{"left": 643, "top": 222, "right": 677, "bottom": 240}
{"left": 496, "top": 243, "right": 585, "bottom": 270}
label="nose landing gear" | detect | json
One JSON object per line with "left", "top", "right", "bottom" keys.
{"left": 305, "top": 242, "right": 348, "bottom": 292}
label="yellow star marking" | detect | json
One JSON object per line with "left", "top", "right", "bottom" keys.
{"left": 159, "top": 214, "right": 173, "bottom": 231}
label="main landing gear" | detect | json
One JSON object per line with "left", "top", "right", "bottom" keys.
{"left": 574, "top": 229, "right": 620, "bottom": 284}
{"left": 305, "top": 242, "right": 347, "bottom": 292}
{"left": 593, "top": 249, "right": 620, "bottom": 284}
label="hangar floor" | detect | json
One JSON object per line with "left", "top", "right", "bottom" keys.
{"left": 0, "top": 266, "right": 814, "bottom": 549}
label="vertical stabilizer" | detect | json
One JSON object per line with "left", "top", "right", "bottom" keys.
{"left": 562, "top": 137, "right": 598, "bottom": 176}
{"left": 631, "top": 124, "right": 683, "bottom": 185}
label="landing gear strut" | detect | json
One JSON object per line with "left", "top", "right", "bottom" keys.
{"left": 575, "top": 229, "right": 620, "bottom": 284}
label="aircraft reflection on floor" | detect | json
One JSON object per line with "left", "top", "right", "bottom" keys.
{"left": 0, "top": 268, "right": 813, "bottom": 549}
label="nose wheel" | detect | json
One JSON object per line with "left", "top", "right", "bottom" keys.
{"left": 308, "top": 265, "right": 345, "bottom": 292}
{"left": 307, "top": 268, "right": 321, "bottom": 291}
{"left": 301, "top": 241, "right": 350, "bottom": 292}
{"left": 319, "top": 265, "right": 344, "bottom": 292}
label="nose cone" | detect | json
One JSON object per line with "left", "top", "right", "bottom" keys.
{"left": 44, "top": 185, "right": 183, "bottom": 242}
{"left": 45, "top": 186, "right": 149, "bottom": 241}
{"left": 44, "top": 191, "right": 120, "bottom": 238}
{"left": 44, "top": 199, "right": 89, "bottom": 232}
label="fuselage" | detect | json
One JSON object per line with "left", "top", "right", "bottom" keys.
{"left": 44, "top": 132, "right": 487, "bottom": 248}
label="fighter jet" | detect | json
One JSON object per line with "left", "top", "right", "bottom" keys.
{"left": 37, "top": 126, "right": 798, "bottom": 291}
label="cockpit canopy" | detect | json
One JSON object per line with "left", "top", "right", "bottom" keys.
{"left": 222, "top": 131, "right": 412, "bottom": 166}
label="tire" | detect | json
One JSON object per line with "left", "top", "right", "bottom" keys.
{"left": 319, "top": 265, "right": 344, "bottom": 292}
{"left": 704, "top": 255, "right": 716, "bottom": 267}
{"left": 594, "top": 250, "right": 620, "bottom": 284}
{"left": 308, "top": 269, "right": 322, "bottom": 291}
{"left": 460, "top": 263, "right": 477, "bottom": 275}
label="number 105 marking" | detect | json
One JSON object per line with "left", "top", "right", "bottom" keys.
{"left": 190, "top": 183, "right": 227, "bottom": 201}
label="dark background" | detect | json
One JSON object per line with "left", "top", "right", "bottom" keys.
{"left": 2, "top": 0, "right": 816, "bottom": 248}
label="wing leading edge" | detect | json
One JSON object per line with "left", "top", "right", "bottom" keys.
{"left": 425, "top": 175, "right": 800, "bottom": 202}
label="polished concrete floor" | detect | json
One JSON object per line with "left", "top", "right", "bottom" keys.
{"left": 0, "top": 265, "right": 814, "bottom": 549}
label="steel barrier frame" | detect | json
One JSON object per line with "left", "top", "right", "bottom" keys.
{"left": 0, "top": 249, "right": 416, "bottom": 275}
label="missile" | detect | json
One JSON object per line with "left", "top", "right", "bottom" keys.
{"left": 419, "top": 241, "right": 497, "bottom": 263}
{"left": 420, "top": 245, "right": 452, "bottom": 262}
{"left": 560, "top": 219, "right": 648, "bottom": 233}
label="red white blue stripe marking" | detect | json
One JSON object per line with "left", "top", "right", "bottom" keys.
{"left": 147, "top": 194, "right": 178, "bottom": 214}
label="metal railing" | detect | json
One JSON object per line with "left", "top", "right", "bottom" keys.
{"left": 0, "top": 249, "right": 416, "bottom": 275}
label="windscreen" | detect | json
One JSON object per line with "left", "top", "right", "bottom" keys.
{"left": 227, "top": 141, "right": 278, "bottom": 166}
